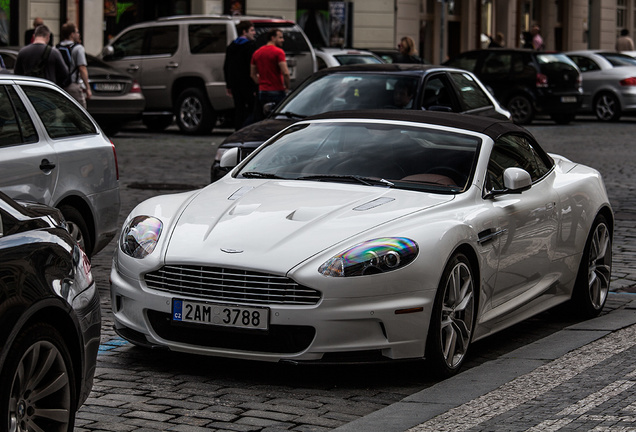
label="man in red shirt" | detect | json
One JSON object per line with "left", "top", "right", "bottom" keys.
{"left": 250, "top": 28, "right": 290, "bottom": 121}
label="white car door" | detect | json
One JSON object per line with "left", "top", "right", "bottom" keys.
{"left": 0, "top": 83, "right": 58, "bottom": 206}
{"left": 484, "top": 133, "right": 560, "bottom": 310}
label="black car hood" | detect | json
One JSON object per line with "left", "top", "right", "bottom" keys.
{"left": 221, "top": 118, "right": 296, "bottom": 148}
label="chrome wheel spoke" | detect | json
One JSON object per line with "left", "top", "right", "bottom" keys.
{"left": 587, "top": 223, "right": 611, "bottom": 309}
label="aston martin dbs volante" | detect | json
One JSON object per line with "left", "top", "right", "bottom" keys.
{"left": 111, "top": 110, "right": 612, "bottom": 376}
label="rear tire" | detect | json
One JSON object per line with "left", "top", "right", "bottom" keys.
{"left": 507, "top": 95, "right": 535, "bottom": 125}
{"left": 176, "top": 88, "right": 215, "bottom": 135}
{"left": 426, "top": 252, "right": 476, "bottom": 377}
{"left": 59, "top": 205, "right": 93, "bottom": 257}
{"left": 571, "top": 214, "right": 612, "bottom": 318}
{"left": 0, "top": 323, "right": 77, "bottom": 432}
{"left": 594, "top": 92, "right": 621, "bottom": 122}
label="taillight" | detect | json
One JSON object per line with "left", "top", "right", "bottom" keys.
{"left": 130, "top": 81, "right": 142, "bottom": 93}
{"left": 620, "top": 77, "right": 636, "bottom": 86}
{"left": 536, "top": 73, "right": 548, "bottom": 88}
{"left": 111, "top": 140, "right": 119, "bottom": 180}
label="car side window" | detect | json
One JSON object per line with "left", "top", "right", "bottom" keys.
{"left": 568, "top": 55, "right": 600, "bottom": 72}
{"left": 189, "top": 24, "right": 227, "bottom": 54}
{"left": 421, "top": 75, "right": 455, "bottom": 111}
{"left": 487, "top": 134, "right": 552, "bottom": 190}
{"left": 109, "top": 28, "right": 145, "bottom": 60}
{"left": 445, "top": 51, "right": 480, "bottom": 72}
{"left": 148, "top": 26, "right": 179, "bottom": 56}
{"left": 449, "top": 72, "right": 492, "bottom": 110}
{"left": 482, "top": 53, "right": 510, "bottom": 74}
{"left": 22, "top": 85, "right": 96, "bottom": 139}
{"left": 0, "top": 85, "right": 37, "bottom": 146}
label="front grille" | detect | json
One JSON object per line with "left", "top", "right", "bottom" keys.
{"left": 145, "top": 265, "right": 322, "bottom": 306}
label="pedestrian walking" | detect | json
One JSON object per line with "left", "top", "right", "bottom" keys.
{"left": 250, "top": 28, "right": 290, "bottom": 121}
{"left": 57, "top": 22, "right": 92, "bottom": 108}
{"left": 488, "top": 32, "right": 505, "bottom": 48}
{"left": 616, "top": 29, "right": 635, "bottom": 52}
{"left": 531, "top": 24, "right": 544, "bottom": 51}
{"left": 224, "top": 20, "right": 257, "bottom": 130}
{"left": 24, "top": 17, "right": 54, "bottom": 46}
{"left": 14, "top": 25, "right": 68, "bottom": 86}
{"left": 396, "top": 36, "right": 423, "bottom": 63}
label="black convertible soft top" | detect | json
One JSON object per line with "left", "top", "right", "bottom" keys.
{"left": 305, "top": 110, "right": 532, "bottom": 142}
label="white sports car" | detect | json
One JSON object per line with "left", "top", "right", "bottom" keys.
{"left": 111, "top": 110, "right": 613, "bottom": 376}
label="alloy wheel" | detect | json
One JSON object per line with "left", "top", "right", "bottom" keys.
{"left": 9, "top": 341, "right": 72, "bottom": 432}
{"left": 439, "top": 261, "right": 475, "bottom": 369}
{"left": 180, "top": 96, "right": 203, "bottom": 129}
{"left": 595, "top": 94, "right": 620, "bottom": 121}
{"left": 586, "top": 222, "right": 611, "bottom": 310}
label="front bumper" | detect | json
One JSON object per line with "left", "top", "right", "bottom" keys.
{"left": 110, "top": 263, "right": 434, "bottom": 363}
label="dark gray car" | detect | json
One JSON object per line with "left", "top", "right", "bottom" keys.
{"left": 211, "top": 63, "right": 510, "bottom": 182}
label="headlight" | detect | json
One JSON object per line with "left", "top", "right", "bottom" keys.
{"left": 120, "top": 216, "right": 163, "bottom": 259}
{"left": 318, "top": 237, "right": 418, "bottom": 277}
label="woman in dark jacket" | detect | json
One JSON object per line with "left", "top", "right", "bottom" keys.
{"left": 396, "top": 36, "right": 423, "bottom": 64}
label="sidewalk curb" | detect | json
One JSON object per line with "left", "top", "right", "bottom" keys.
{"left": 332, "top": 295, "right": 636, "bottom": 432}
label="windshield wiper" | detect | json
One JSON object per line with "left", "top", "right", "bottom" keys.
{"left": 240, "top": 171, "right": 284, "bottom": 179}
{"left": 276, "top": 111, "right": 306, "bottom": 119}
{"left": 297, "top": 174, "right": 394, "bottom": 187}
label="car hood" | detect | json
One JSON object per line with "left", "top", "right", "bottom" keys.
{"left": 222, "top": 118, "right": 296, "bottom": 147}
{"left": 164, "top": 180, "right": 453, "bottom": 271}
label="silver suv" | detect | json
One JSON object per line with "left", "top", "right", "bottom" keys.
{"left": 100, "top": 15, "right": 316, "bottom": 135}
{"left": 0, "top": 75, "right": 120, "bottom": 257}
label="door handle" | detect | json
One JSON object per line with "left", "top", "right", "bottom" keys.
{"left": 478, "top": 228, "right": 507, "bottom": 245}
{"left": 166, "top": 62, "right": 179, "bottom": 69}
{"left": 126, "top": 64, "right": 140, "bottom": 73}
{"left": 40, "top": 159, "right": 56, "bottom": 172}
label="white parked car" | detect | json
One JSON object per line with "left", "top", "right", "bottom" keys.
{"left": 315, "top": 47, "right": 384, "bottom": 69}
{"left": 111, "top": 110, "right": 612, "bottom": 376}
{"left": 0, "top": 75, "right": 120, "bottom": 256}
{"left": 566, "top": 50, "right": 636, "bottom": 121}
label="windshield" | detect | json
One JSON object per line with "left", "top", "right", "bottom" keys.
{"left": 275, "top": 74, "right": 420, "bottom": 117}
{"left": 236, "top": 121, "right": 480, "bottom": 193}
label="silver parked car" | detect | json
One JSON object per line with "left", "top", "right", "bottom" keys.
{"left": 566, "top": 50, "right": 636, "bottom": 121}
{"left": 315, "top": 47, "right": 384, "bottom": 69}
{"left": 0, "top": 75, "right": 120, "bottom": 256}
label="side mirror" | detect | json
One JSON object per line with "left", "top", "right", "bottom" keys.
{"left": 263, "top": 102, "right": 276, "bottom": 117}
{"left": 220, "top": 147, "right": 239, "bottom": 168}
{"left": 101, "top": 45, "right": 114, "bottom": 60}
{"left": 503, "top": 167, "right": 532, "bottom": 192}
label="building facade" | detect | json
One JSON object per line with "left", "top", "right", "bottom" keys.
{"left": 1, "top": 1, "right": 634, "bottom": 61}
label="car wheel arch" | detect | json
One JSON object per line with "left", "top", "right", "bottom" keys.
{"left": 56, "top": 197, "right": 95, "bottom": 256}
{"left": 1, "top": 303, "right": 83, "bottom": 389}
{"left": 172, "top": 76, "right": 209, "bottom": 108}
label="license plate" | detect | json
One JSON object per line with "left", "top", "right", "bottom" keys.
{"left": 172, "top": 299, "right": 269, "bottom": 330}
{"left": 561, "top": 96, "right": 577, "bottom": 103}
{"left": 93, "top": 83, "right": 123, "bottom": 92}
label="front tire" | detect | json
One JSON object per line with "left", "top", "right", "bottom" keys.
{"left": 594, "top": 92, "right": 621, "bottom": 122}
{"left": 507, "top": 95, "right": 535, "bottom": 125}
{"left": 426, "top": 252, "right": 476, "bottom": 377}
{"left": 571, "top": 214, "right": 612, "bottom": 318}
{"left": 0, "top": 323, "right": 77, "bottom": 432}
{"left": 176, "top": 88, "right": 215, "bottom": 135}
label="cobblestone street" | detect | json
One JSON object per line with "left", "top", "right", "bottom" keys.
{"left": 77, "top": 117, "right": 636, "bottom": 432}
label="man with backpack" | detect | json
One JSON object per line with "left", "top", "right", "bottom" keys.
{"left": 15, "top": 25, "right": 68, "bottom": 86}
{"left": 57, "top": 22, "right": 91, "bottom": 108}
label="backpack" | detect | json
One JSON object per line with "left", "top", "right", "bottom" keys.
{"left": 28, "top": 45, "right": 51, "bottom": 78}
{"left": 56, "top": 42, "right": 78, "bottom": 87}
